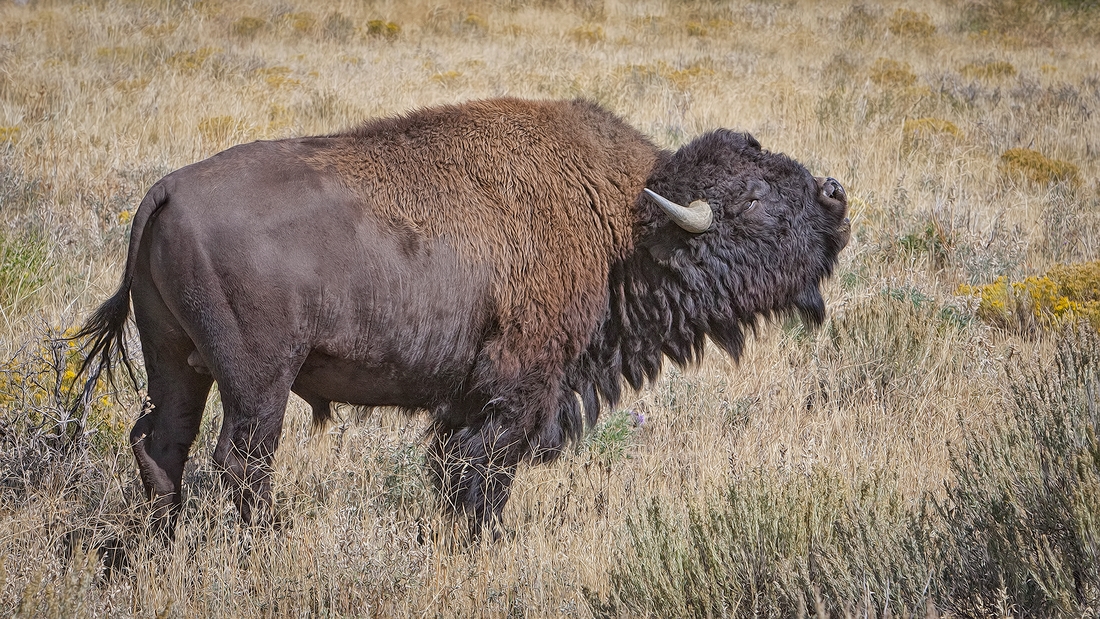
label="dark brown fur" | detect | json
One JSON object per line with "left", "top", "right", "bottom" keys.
{"left": 76, "top": 98, "right": 849, "bottom": 538}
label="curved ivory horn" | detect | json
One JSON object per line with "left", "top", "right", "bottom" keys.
{"left": 643, "top": 188, "right": 713, "bottom": 233}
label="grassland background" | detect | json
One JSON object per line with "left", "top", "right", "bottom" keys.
{"left": 1, "top": 0, "right": 1099, "bottom": 616}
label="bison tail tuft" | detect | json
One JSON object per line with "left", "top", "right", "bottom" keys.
{"left": 73, "top": 283, "right": 137, "bottom": 403}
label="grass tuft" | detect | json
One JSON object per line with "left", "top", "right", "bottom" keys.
{"left": 869, "top": 58, "right": 917, "bottom": 87}
{"left": 2, "top": 0, "right": 1100, "bottom": 615}
{"left": 960, "top": 59, "right": 1017, "bottom": 79}
{"left": 569, "top": 24, "right": 605, "bottom": 44}
{"left": 166, "top": 47, "right": 220, "bottom": 73}
{"left": 461, "top": 12, "right": 488, "bottom": 34}
{"left": 685, "top": 22, "right": 707, "bottom": 37}
{"left": 0, "top": 231, "right": 50, "bottom": 312}
{"left": 254, "top": 66, "right": 300, "bottom": 89}
{"left": 902, "top": 117, "right": 962, "bottom": 154}
{"left": 366, "top": 19, "right": 401, "bottom": 39}
{"left": 1000, "top": 147, "right": 1081, "bottom": 187}
{"left": 197, "top": 115, "right": 247, "bottom": 144}
{"left": 231, "top": 16, "right": 265, "bottom": 39}
{"left": 888, "top": 8, "right": 936, "bottom": 38}
{"left": 323, "top": 12, "right": 355, "bottom": 41}
{"left": 283, "top": 11, "right": 316, "bottom": 34}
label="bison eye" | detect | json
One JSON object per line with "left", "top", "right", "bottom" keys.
{"left": 746, "top": 179, "right": 771, "bottom": 201}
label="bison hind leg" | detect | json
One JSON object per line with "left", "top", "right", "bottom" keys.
{"left": 133, "top": 346, "right": 214, "bottom": 540}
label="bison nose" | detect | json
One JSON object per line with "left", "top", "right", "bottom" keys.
{"left": 816, "top": 176, "right": 846, "bottom": 202}
{"left": 815, "top": 176, "right": 848, "bottom": 222}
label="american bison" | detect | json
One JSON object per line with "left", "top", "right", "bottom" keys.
{"left": 78, "top": 97, "right": 850, "bottom": 537}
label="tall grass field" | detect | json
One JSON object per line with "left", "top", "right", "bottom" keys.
{"left": 2, "top": 0, "right": 1100, "bottom": 616}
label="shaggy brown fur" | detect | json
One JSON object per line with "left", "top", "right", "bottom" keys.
{"left": 76, "top": 98, "right": 849, "bottom": 538}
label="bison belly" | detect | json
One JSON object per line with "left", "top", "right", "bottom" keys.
{"left": 290, "top": 253, "right": 494, "bottom": 413}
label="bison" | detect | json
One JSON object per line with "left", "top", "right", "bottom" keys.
{"left": 78, "top": 97, "right": 850, "bottom": 538}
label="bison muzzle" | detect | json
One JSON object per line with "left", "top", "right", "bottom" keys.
{"left": 77, "top": 97, "right": 850, "bottom": 538}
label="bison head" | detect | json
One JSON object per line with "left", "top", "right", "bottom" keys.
{"left": 638, "top": 129, "right": 850, "bottom": 363}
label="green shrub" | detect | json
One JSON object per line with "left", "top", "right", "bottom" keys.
{"left": 0, "top": 326, "right": 128, "bottom": 509}
{"left": 0, "top": 231, "right": 49, "bottom": 308}
{"left": 595, "top": 467, "right": 930, "bottom": 617}
{"left": 581, "top": 408, "right": 643, "bottom": 471}
{"left": 959, "top": 0, "right": 1098, "bottom": 40}
{"left": 378, "top": 443, "right": 431, "bottom": 510}
{"left": 595, "top": 327, "right": 1100, "bottom": 616}
{"left": 933, "top": 325, "right": 1100, "bottom": 614}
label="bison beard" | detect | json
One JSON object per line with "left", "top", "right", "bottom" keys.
{"left": 76, "top": 98, "right": 849, "bottom": 540}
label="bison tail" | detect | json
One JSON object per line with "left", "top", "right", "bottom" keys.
{"left": 73, "top": 182, "right": 168, "bottom": 402}
{"left": 73, "top": 283, "right": 138, "bottom": 401}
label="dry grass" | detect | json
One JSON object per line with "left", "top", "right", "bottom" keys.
{"left": 2, "top": 0, "right": 1100, "bottom": 616}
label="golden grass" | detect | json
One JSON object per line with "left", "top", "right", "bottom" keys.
{"left": 1000, "top": 146, "right": 1082, "bottom": 187}
{"left": 960, "top": 59, "right": 1018, "bottom": 80}
{"left": 1, "top": 0, "right": 1099, "bottom": 616}
{"left": 887, "top": 8, "right": 936, "bottom": 38}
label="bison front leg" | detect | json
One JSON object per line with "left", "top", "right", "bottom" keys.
{"left": 429, "top": 420, "right": 519, "bottom": 541}
{"left": 214, "top": 444, "right": 274, "bottom": 527}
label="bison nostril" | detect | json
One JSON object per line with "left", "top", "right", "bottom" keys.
{"left": 824, "top": 178, "right": 845, "bottom": 201}
{"left": 815, "top": 176, "right": 846, "bottom": 204}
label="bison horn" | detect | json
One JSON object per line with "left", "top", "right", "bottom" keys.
{"left": 643, "top": 188, "right": 713, "bottom": 233}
